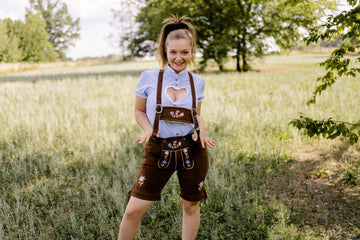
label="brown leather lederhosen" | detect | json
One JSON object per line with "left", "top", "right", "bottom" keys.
{"left": 128, "top": 69, "right": 209, "bottom": 202}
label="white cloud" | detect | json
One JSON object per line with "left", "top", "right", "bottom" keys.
{"left": 63, "top": 0, "right": 121, "bottom": 59}
{"left": 0, "top": 0, "right": 29, "bottom": 21}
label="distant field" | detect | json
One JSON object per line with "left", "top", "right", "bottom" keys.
{"left": 1, "top": 53, "right": 359, "bottom": 239}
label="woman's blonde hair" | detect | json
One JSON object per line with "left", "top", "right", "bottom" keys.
{"left": 157, "top": 15, "right": 196, "bottom": 68}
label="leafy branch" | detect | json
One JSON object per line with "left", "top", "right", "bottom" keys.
{"left": 306, "top": 4, "right": 360, "bottom": 104}
{"left": 307, "top": 46, "right": 360, "bottom": 105}
{"left": 290, "top": 115, "right": 360, "bottom": 145}
{"left": 290, "top": 1, "right": 360, "bottom": 144}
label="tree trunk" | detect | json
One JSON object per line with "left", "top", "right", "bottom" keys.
{"left": 236, "top": 53, "right": 241, "bottom": 72}
{"left": 218, "top": 64, "right": 224, "bottom": 71}
{"left": 236, "top": 41, "right": 241, "bottom": 72}
{"left": 214, "top": 56, "right": 224, "bottom": 71}
{"left": 242, "top": 52, "right": 249, "bottom": 72}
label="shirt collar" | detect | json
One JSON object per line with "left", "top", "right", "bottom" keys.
{"left": 164, "top": 65, "right": 188, "bottom": 81}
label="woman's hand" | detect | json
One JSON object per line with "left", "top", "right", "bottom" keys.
{"left": 199, "top": 131, "right": 215, "bottom": 148}
{"left": 135, "top": 96, "right": 157, "bottom": 144}
{"left": 136, "top": 129, "right": 159, "bottom": 144}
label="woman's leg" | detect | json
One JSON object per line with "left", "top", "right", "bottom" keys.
{"left": 181, "top": 197, "right": 201, "bottom": 240}
{"left": 118, "top": 196, "right": 153, "bottom": 240}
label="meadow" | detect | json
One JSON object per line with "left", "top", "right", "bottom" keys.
{"left": 0, "top": 53, "right": 359, "bottom": 239}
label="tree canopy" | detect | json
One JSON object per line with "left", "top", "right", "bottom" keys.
{"left": 120, "top": 0, "right": 336, "bottom": 71}
{"left": 290, "top": 0, "right": 360, "bottom": 144}
{"left": 27, "top": 0, "right": 80, "bottom": 59}
{"left": 0, "top": 20, "right": 22, "bottom": 62}
{"left": 0, "top": 15, "right": 57, "bottom": 62}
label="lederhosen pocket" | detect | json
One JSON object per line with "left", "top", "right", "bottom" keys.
{"left": 157, "top": 135, "right": 194, "bottom": 170}
{"left": 181, "top": 147, "right": 193, "bottom": 169}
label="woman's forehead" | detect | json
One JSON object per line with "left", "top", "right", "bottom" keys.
{"left": 166, "top": 39, "right": 192, "bottom": 48}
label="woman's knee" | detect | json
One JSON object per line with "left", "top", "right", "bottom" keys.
{"left": 181, "top": 198, "right": 200, "bottom": 215}
{"left": 124, "top": 197, "right": 153, "bottom": 220}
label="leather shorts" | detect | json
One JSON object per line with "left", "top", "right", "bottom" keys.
{"left": 128, "top": 134, "right": 209, "bottom": 202}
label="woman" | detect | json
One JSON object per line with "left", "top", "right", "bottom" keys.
{"left": 118, "top": 15, "right": 215, "bottom": 240}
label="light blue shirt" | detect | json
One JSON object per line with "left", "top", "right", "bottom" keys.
{"left": 135, "top": 65, "right": 205, "bottom": 138}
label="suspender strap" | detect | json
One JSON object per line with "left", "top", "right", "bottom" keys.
{"left": 152, "top": 69, "right": 164, "bottom": 136}
{"left": 152, "top": 69, "right": 199, "bottom": 136}
{"left": 188, "top": 72, "right": 199, "bottom": 131}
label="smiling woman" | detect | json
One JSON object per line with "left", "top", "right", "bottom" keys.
{"left": 117, "top": 15, "right": 215, "bottom": 240}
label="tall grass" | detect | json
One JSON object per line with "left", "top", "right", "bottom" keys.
{"left": 0, "top": 54, "right": 359, "bottom": 239}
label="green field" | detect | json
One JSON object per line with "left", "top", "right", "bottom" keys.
{"left": 1, "top": 53, "right": 360, "bottom": 239}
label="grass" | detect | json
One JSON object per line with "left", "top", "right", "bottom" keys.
{"left": 0, "top": 53, "right": 359, "bottom": 239}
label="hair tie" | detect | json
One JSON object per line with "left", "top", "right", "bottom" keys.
{"left": 164, "top": 23, "right": 188, "bottom": 41}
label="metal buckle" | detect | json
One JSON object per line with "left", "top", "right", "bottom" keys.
{"left": 156, "top": 104, "right": 163, "bottom": 113}
{"left": 191, "top": 108, "right": 197, "bottom": 117}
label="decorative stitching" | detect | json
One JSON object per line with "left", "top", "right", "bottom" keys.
{"left": 170, "top": 110, "right": 185, "bottom": 118}
{"left": 138, "top": 175, "right": 146, "bottom": 186}
{"left": 198, "top": 181, "right": 204, "bottom": 191}
{"left": 167, "top": 140, "right": 182, "bottom": 149}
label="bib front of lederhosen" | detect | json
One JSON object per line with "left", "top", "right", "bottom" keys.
{"left": 152, "top": 70, "right": 199, "bottom": 136}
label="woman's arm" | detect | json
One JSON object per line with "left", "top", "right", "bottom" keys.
{"left": 134, "top": 96, "right": 158, "bottom": 144}
{"left": 196, "top": 101, "right": 215, "bottom": 148}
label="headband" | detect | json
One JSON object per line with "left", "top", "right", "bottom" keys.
{"left": 163, "top": 23, "right": 188, "bottom": 42}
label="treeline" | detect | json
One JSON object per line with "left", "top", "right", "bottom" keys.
{"left": 115, "top": 0, "right": 339, "bottom": 72}
{"left": 0, "top": 0, "right": 80, "bottom": 63}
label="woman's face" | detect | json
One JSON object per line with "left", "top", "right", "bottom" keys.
{"left": 166, "top": 38, "right": 192, "bottom": 73}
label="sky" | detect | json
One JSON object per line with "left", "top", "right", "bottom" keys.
{"left": 0, "top": 0, "right": 126, "bottom": 59}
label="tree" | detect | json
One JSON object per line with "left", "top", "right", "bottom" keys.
{"left": 27, "top": 0, "right": 80, "bottom": 59}
{"left": 22, "top": 14, "right": 57, "bottom": 62}
{"left": 0, "top": 20, "right": 22, "bottom": 62}
{"left": 120, "top": 0, "right": 335, "bottom": 71}
{"left": 5, "top": 14, "right": 57, "bottom": 62}
{"left": 290, "top": 0, "right": 360, "bottom": 144}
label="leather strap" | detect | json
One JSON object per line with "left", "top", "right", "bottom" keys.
{"left": 188, "top": 72, "right": 199, "bottom": 131}
{"left": 152, "top": 69, "right": 164, "bottom": 136}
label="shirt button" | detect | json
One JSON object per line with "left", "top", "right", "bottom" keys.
{"left": 176, "top": 133, "right": 179, "bottom": 136}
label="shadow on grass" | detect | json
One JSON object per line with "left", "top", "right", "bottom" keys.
{"left": 0, "top": 69, "right": 144, "bottom": 83}
{"left": 265, "top": 140, "right": 360, "bottom": 239}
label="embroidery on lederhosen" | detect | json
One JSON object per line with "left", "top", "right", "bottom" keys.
{"left": 181, "top": 147, "right": 194, "bottom": 169}
{"left": 170, "top": 110, "right": 185, "bottom": 119}
{"left": 198, "top": 181, "right": 204, "bottom": 191}
{"left": 138, "top": 175, "right": 146, "bottom": 186}
{"left": 168, "top": 140, "right": 182, "bottom": 149}
{"left": 158, "top": 150, "right": 171, "bottom": 168}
